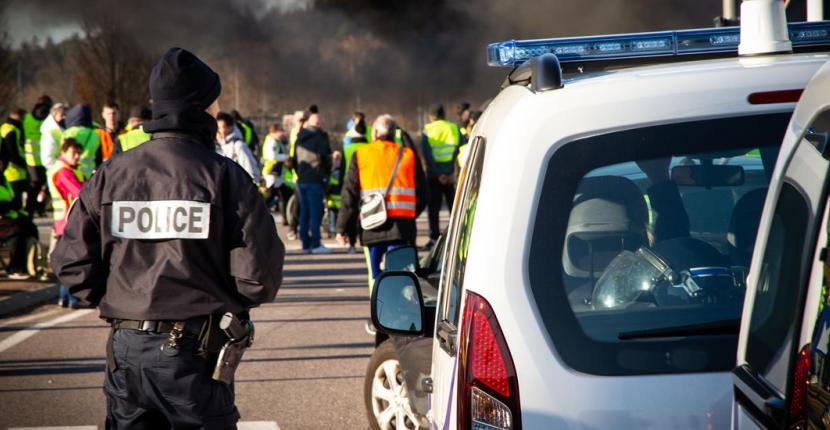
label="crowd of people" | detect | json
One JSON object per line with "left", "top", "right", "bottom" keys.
{"left": 0, "top": 93, "right": 481, "bottom": 296}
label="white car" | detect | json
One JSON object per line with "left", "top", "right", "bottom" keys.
{"left": 732, "top": 48, "right": 830, "bottom": 429}
{"left": 371, "top": 2, "right": 830, "bottom": 429}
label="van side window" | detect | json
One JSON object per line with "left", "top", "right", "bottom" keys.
{"left": 745, "top": 183, "right": 810, "bottom": 391}
{"left": 438, "top": 138, "right": 485, "bottom": 327}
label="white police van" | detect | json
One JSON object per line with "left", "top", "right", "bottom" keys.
{"left": 370, "top": 1, "right": 830, "bottom": 428}
{"left": 731, "top": 46, "right": 830, "bottom": 430}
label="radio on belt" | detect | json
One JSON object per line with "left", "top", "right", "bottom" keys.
{"left": 111, "top": 200, "right": 211, "bottom": 240}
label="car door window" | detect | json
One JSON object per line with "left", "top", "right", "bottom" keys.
{"left": 744, "top": 110, "right": 830, "bottom": 396}
{"left": 744, "top": 181, "right": 811, "bottom": 392}
{"left": 437, "top": 137, "right": 485, "bottom": 329}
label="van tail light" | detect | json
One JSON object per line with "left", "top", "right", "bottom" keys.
{"left": 747, "top": 89, "right": 803, "bottom": 104}
{"left": 458, "top": 292, "right": 521, "bottom": 430}
{"left": 788, "top": 345, "right": 811, "bottom": 429}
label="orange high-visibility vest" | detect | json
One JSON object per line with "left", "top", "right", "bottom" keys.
{"left": 356, "top": 140, "right": 417, "bottom": 219}
{"left": 96, "top": 128, "right": 121, "bottom": 161}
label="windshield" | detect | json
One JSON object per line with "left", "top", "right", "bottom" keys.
{"left": 529, "top": 112, "right": 790, "bottom": 375}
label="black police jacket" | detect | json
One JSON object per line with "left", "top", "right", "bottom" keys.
{"left": 52, "top": 131, "right": 285, "bottom": 321}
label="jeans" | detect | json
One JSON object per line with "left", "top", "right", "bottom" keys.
{"left": 58, "top": 284, "right": 78, "bottom": 306}
{"left": 298, "top": 183, "right": 324, "bottom": 250}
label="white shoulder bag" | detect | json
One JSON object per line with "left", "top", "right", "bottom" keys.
{"left": 360, "top": 146, "right": 405, "bottom": 230}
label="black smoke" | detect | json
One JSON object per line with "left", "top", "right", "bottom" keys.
{"left": 2, "top": 0, "right": 718, "bottom": 129}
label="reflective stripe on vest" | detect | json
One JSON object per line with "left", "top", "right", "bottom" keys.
{"left": 326, "top": 194, "right": 341, "bottom": 209}
{"left": 356, "top": 140, "right": 417, "bottom": 219}
{"left": 424, "top": 119, "right": 460, "bottom": 164}
{"left": 62, "top": 126, "right": 100, "bottom": 178}
{"left": 47, "top": 159, "right": 83, "bottom": 222}
{"left": 327, "top": 173, "right": 341, "bottom": 208}
{"left": 1, "top": 123, "right": 27, "bottom": 182}
{"left": 23, "top": 113, "right": 43, "bottom": 167}
{"left": 118, "top": 128, "right": 152, "bottom": 152}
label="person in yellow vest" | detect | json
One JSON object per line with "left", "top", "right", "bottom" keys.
{"left": 62, "top": 104, "right": 101, "bottom": 179}
{"left": 284, "top": 110, "right": 308, "bottom": 240}
{"left": 232, "top": 110, "right": 259, "bottom": 153}
{"left": 457, "top": 102, "right": 472, "bottom": 140}
{"left": 341, "top": 113, "right": 369, "bottom": 251}
{"left": 456, "top": 110, "right": 480, "bottom": 171}
{"left": 1, "top": 109, "right": 30, "bottom": 218}
{"left": 46, "top": 138, "right": 84, "bottom": 306}
{"left": 326, "top": 150, "right": 343, "bottom": 240}
{"left": 23, "top": 95, "right": 53, "bottom": 216}
{"left": 421, "top": 104, "right": 462, "bottom": 247}
{"left": 0, "top": 154, "right": 39, "bottom": 280}
{"left": 96, "top": 101, "right": 123, "bottom": 161}
{"left": 114, "top": 107, "right": 152, "bottom": 154}
{"left": 336, "top": 114, "right": 428, "bottom": 278}
{"left": 261, "top": 123, "right": 293, "bottom": 222}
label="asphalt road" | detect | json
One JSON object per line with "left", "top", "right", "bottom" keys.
{"left": 0, "top": 213, "right": 443, "bottom": 429}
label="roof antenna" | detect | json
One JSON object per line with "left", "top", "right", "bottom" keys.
{"left": 738, "top": 0, "right": 792, "bottom": 56}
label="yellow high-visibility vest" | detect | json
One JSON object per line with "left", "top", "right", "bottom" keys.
{"left": 62, "top": 126, "right": 100, "bottom": 178}
{"left": 424, "top": 119, "right": 460, "bottom": 164}
{"left": 1, "top": 123, "right": 27, "bottom": 183}
{"left": 23, "top": 113, "right": 44, "bottom": 167}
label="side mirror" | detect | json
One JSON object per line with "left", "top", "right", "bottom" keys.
{"left": 371, "top": 271, "right": 425, "bottom": 336}
{"left": 671, "top": 164, "right": 745, "bottom": 187}
{"left": 383, "top": 246, "right": 418, "bottom": 273}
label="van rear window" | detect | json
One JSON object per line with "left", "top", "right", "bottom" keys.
{"left": 529, "top": 113, "right": 790, "bottom": 376}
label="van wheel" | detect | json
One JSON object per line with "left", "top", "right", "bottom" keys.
{"left": 26, "top": 237, "right": 43, "bottom": 277}
{"left": 286, "top": 194, "right": 298, "bottom": 227}
{"left": 365, "top": 340, "right": 420, "bottom": 429}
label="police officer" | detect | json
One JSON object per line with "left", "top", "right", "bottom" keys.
{"left": 52, "top": 47, "right": 285, "bottom": 428}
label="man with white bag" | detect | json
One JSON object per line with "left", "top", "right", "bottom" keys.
{"left": 336, "top": 114, "right": 428, "bottom": 278}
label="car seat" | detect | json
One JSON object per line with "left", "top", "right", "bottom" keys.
{"left": 727, "top": 188, "right": 767, "bottom": 267}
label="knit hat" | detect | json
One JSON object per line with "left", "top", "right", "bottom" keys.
{"left": 149, "top": 47, "right": 221, "bottom": 114}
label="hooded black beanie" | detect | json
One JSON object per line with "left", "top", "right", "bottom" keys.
{"left": 143, "top": 47, "right": 221, "bottom": 145}
{"left": 32, "top": 96, "right": 52, "bottom": 121}
{"left": 65, "top": 104, "right": 93, "bottom": 128}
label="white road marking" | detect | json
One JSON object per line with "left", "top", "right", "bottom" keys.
{"left": 9, "top": 422, "right": 279, "bottom": 430}
{"left": 238, "top": 422, "right": 281, "bottom": 430}
{"left": 0, "top": 307, "right": 63, "bottom": 327}
{"left": 0, "top": 309, "right": 94, "bottom": 354}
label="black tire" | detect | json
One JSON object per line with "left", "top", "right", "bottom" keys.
{"left": 364, "top": 340, "right": 419, "bottom": 430}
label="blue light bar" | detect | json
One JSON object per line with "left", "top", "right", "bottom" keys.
{"left": 487, "top": 21, "right": 830, "bottom": 67}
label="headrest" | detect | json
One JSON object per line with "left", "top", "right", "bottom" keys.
{"left": 728, "top": 188, "right": 767, "bottom": 253}
{"left": 563, "top": 175, "right": 648, "bottom": 278}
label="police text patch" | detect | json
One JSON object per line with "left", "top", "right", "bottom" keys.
{"left": 111, "top": 201, "right": 210, "bottom": 239}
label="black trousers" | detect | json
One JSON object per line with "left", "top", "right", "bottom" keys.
{"left": 275, "top": 185, "right": 293, "bottom": 226}
{"left": 26, "top": 166, "right": 46, "bottom": 216}
{"left": 427, "top": 177, "right": 455, "bottom": 240}
{"left": 9, "top": 180, "right": 28, "bottom": 218}
{"left": 105, "top": 329, "right": 239, "bottom": 429}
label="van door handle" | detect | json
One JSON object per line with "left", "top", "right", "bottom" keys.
{"left": 436, "top": 321, "right": 457, "bottom": 356}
